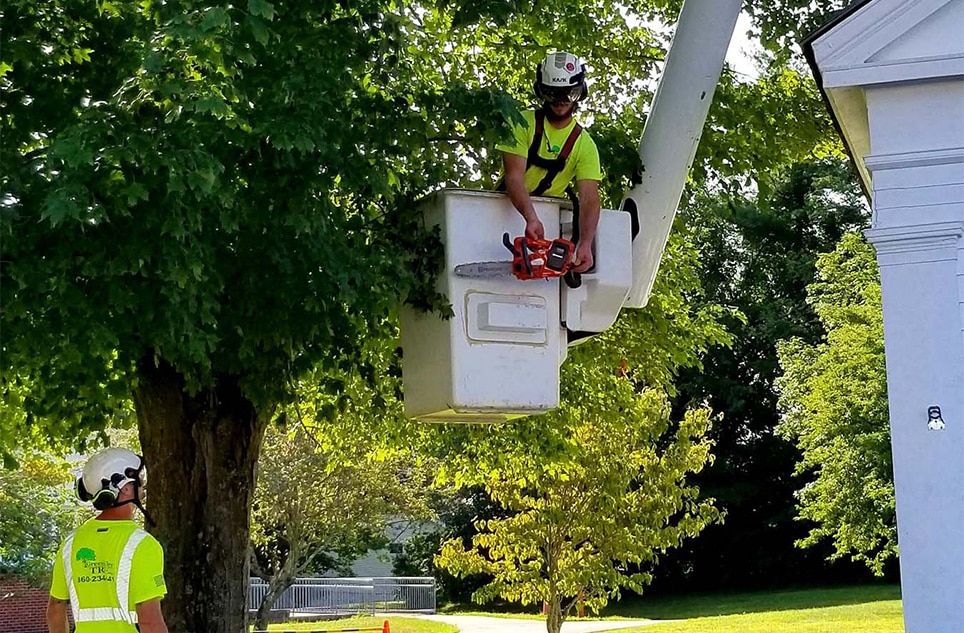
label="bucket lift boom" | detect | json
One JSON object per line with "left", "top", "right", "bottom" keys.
{"left": 623, "top": 0, "right": 743, "bottom": 308}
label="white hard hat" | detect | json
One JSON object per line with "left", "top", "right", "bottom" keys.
{"left": 76, "top": 448, "right": 146, "bottom": 510}
{"left": 535, "top": 52, "right": 588, "bottom": 103}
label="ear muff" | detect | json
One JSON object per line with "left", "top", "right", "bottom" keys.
{"left": 81, "top": 472, "right": 130, "bottom": 510}
{"left": 76, "top": 477, "right": 93, "bottom": 502}
{"left": 91, "top": 487, "right": 118, "bottom": 511}
{"left": 571, "top": 62, "right": 589, "bottom": 102}
{"left": 93, "top": 474, "right": 124, "bottom": 510}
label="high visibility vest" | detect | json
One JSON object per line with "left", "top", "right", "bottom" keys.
{"left": 61, "top": 528, "right": 149, "bottom": 625}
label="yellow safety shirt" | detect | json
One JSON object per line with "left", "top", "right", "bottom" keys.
{"left": 496, "top": 109, "right": 604, "bottom": 197}
{"left": 50, "top": 518, "right": 167, "bottom": 632}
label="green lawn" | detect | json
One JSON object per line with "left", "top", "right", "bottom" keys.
{"left": 443, "top": 584, "right": 903, "bottom": 632}
{"left": 612, "top": 585, "right": 904, "bottom": 633}
{"left": 262, "top": 615, "right": 456, "bottom": 633}
{"left": 260, "top": 586, "right": 903, "bottom": 633}
{"left": 602, "top": 584, "right": 898, "bottom": 618}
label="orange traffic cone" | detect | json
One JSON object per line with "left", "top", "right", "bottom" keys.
{"left": 382, "top": 620, "right": 390, "bottom": 633}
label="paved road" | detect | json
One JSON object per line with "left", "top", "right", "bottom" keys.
{"left": 408, "top": 614, "right": 659, "bottom": 633}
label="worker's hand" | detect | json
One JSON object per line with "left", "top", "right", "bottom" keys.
{"left": 525, "top": 216, "right": 545, "bottom": 241}
{"left": 573, "top": 241, "right": 594, "bottom": 273}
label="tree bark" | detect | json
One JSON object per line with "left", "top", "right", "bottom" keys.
{"left": 134, "top": 358, "right": 269, "bottom": 633}
{"left": 545, "top": 593, "right": 563, "bottom": 633}
{"left": 253, "top": 538, "right": 301, "bottom": 632}
{"left": 253, "top": 568, "right": 295, "bottom": 632}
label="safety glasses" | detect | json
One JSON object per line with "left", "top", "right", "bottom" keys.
{"left": 541, "top": 84, "right": 583, "bottom": 103}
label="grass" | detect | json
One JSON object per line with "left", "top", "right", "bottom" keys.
{"left": 444, "top": 584, "right": 903, "bottom": 632}
{"left": 603, "top": 585, "right": 903, "bottom": 633}
{"left": 260, "top": 585, "right": 903, "bottom": 633}
{"left": 605, "top": 584, "right": 902, "bottom": 620}
{"left": 263, "top": 615, "right": 456, "bottom": 633}
{"left": 631, "top": 595, "right": 903, "bottom": 632}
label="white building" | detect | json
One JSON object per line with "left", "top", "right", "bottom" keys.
{"left": 349, "top": 519, "right": 436, "bottom": 578}
{"left": 805, "top": 1, "right": 964, "bottom": 632}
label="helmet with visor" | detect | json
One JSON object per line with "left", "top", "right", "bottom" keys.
{"left": 534, "top": 52, "right": 588, "bottom": 104}
{"left": 76, "top": 448, "right": 153, "bottom": 525}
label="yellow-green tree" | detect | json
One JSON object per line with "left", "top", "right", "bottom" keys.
{"left": 437, "top": 386, "right": 718, "bottom": 633}
{"left": 251, "top": 420, "right": 432, "bottom": 630}
{"left": 0, "top": 453, "right": 85, "bottom": 581}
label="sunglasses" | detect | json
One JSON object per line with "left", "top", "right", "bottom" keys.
{"left": 541, "top": 84, "right": 583, "bottom": 103}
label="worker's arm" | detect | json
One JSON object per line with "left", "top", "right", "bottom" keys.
{"left": 136, "top": 599, "right": 169, "bottom": 633}
{"left": 46, "top": 597, "right": 69, "bottom": 633}
{"left": 502, "top": 152, "right": 544, "bottom": 240}
{"left": 573, "top": 178, "right": 600, "bottom": 273}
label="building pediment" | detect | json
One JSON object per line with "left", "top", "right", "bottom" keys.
{"left": 810, "top": 0, "right": 964, "bottom": 89}
{"left": 804, "top": 0, "right": 964, "bottom": 194}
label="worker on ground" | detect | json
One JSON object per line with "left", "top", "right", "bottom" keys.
{"left": 497, "top": 51, "right": 603, "bottom": 273}
{"left": 47, "top": 448, "right": 168, "bottom": 633}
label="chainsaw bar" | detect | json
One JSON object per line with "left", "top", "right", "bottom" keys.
{"left": 453, "top": 261, "right": 515, "bottom": 278}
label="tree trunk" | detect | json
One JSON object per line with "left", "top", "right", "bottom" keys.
{"left": 134, "top": 358, "right": 269, "bottom": 633}
{"left": 545, "top": 594, "right": 564, "bottom": 633}
{"left": 253, "top": 568, "right": 295, "bottom": 632}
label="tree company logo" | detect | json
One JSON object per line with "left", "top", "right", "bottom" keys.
{"left": 76, "top": 547, "right": 96, "bottom": 562}
{"left": 75, "top": 547, "right": 115, "bottom": 583}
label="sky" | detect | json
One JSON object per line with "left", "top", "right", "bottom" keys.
{"left": 725, "top": 12, "right": 764, "bottom": 80}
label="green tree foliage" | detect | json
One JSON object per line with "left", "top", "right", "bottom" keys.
{"left": 741, "top": 0, "right": 855, "bottom": 59}
{"left": 693, "top": 64, "right": 840, "bottom": 199}
{"left": 659, "top": 156, "right": 872, "bottom": 591}
{"left": 435, "top": 385, "right": 718, "bottom": 633}
{"left": 250, "top": 420, "right": 432, "bottom": 630}
{"left": 0, "top": 453, "right": 85, "bottom": 581}
{"left": 776, "top": 232, "right": 894, "bottom": 574}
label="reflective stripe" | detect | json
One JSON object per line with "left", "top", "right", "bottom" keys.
{"left": 62, "top": 532, "right": 80, "bottom": 622}
{"left": 76, "top": 606, "right": 138, "bottom": 622}
{"left": 64, "top": 526, "right": 148, "bottom": 625}
{"left": 116, "top": 529, "right": 148, "bottom": 624}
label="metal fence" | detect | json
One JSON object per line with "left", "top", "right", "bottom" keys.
{"left": 248, "top": 577, "right": 436, "bottom": 616}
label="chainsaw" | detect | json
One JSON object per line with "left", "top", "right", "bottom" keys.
{"left": 454, "top": 233, "right": 576, "bottom": 281}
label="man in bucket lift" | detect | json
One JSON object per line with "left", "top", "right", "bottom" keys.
{"left": 497, "top": 51, "right": 603, "bottom": 274}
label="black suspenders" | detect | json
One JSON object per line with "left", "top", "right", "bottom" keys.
{"left": 497, "top": 109, "right": 583, "bottom": 196}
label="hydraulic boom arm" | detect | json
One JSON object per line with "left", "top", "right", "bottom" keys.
{"left": 622, "top": 0, "right": 743, "bottom": 308}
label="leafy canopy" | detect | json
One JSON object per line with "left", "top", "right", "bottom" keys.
{"left": 776, "top": 233, "right": 894, "bottom": 575}
{"left": 436, "top": 386, "right": 720, "bottom": 617}
{"left": 1, "top": 0, "right": 531, "bottom": 452}
{"left": 250, "top": 417, "right": 433, "bottom": 626}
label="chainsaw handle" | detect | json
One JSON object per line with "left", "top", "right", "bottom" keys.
{"left": 502, "top": 232, "right": 517, "bottom": 256}
{"left": 519, "top": 238, "right": 533, "bottom": 277}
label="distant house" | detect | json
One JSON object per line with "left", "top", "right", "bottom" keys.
{"left": 348, "top": 519, "right": 435, "bottom": 578}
